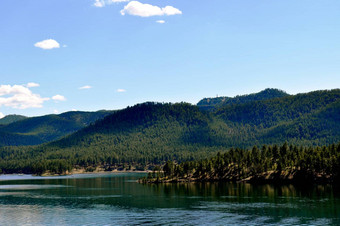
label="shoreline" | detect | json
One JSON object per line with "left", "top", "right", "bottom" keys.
{"left": 140, "top": 169, "right": 337, "bottom": 185}
{"left": 0, "top": 169, "right": 149, "bottom": 181}
{"left": 38, "top": 166, "right": 151, "bottom": 177}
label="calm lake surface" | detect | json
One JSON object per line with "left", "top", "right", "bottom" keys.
{"left": 0, "top": 173, "right": 339, "bottom": 225}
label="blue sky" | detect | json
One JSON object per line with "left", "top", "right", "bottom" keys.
{"left": 1, "top": 0, "right": 340, "bottom": 117}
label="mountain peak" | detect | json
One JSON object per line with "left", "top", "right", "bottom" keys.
{"left": 197, "top": 88, "right": 289, "bottom": 111}
{"left": 0, "top": 114, "right": 27, "bottom": 125}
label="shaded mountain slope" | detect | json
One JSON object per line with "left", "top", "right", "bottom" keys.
{"left": 47, "top": 102, "right": 226, "bottom": 162}
{"left": 0, "top": 131, "right": 44, "bottom": 146}
{"left": 0, "top": 110, "right": 113, "bottom": 146}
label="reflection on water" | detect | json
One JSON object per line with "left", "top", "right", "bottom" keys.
{"left": 0, "top": 173, "right": 339, "bottom": 225}
{"left": 0, "top": 184, "right": 71, "bottom": 190}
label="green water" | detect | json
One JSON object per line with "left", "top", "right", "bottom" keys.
{"left": 0, "top": 173, "right": 339, "bottom": 225}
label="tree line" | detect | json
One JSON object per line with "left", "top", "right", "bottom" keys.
{"left": 143, "top": 142, "right": 340, "bottom": 184}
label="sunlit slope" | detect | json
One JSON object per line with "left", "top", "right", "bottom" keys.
{"left": 197, "top": 88, "right": 289, "bottom": 111}
{"left": 213, "top": 89, "right": 340, "bottom": 146}
{"left": 0, "top": 115, "right": 27, "bottom": 125}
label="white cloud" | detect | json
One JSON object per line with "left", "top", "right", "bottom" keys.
{"left": 94, "top": 0, "right": 129, "bottom": 7}
{"left": 79, "top": 85, "right": 92, "bottom": 90}
{"left": 53, "top": 109, "right": 59, "bottom": 114}
{"left": 94, "top": 0, "right": 104, "bottom": 7}
{"left": 26, "top": 82, "right": 40, "bottom": 88}
{"left": 116, "top": 89, "right": 126, "bottom": 93}
{"left": 52, "top": 95, "right": 66, "bottom": 101}
{"left": 162, "top": 6, "right": 182, "bottom": 16}
{"left": 34, "top": 39, "right": 60, "bottom": 50}
{"left": 0, "top": 84, "right": 49, "bottom": 109}
{"left": 71, "top": 109, "right": 77, "bottom": 111}
{"left": 120, "top": 1, "right": 182, "bottom": 17}
{"left": 156, "top": 20, "right": 165, "bottom": 24}
{"left": 0, "top": 112, "right": 4, "bottom": 119}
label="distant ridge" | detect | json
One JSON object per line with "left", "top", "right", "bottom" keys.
{"left": 0, "top": 110, "right": 114, "bottom": 146}
{"left": 197, "top": 88, "right": 289, "bottom": 111}
{"left": 0, "top": 115, "right": 27, "bottom": 125}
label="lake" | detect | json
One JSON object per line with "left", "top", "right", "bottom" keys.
{"left": 0, "top": 172, "right": 339, "bottom": 225}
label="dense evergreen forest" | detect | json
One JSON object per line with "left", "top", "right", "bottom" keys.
{"left": 197, "top": 88, "right": 289, "bottom": 111}
{"left": 0, "top": 115, "right": 27, "bottom": 125}
{"left": 0, "top": 88, "right": 339, "bottom": 175}
{"left": 0, "top": 110, "right": 113, "bottom": 146}
{"left": 143, "top": 142, "right": 340, "bottom": 184}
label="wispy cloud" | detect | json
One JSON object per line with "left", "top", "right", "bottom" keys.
{"left": 120, "top": 1, "right": 182, "bottom": 17}
{"left": 26, "top": 82, "right": 40, "bottom": 88}
{"left": 0, "top": 84, "right": 49, "bottom": 109}
{"left": 116, "top": 89, "right": 126, "bottom": 93}
{"left": 156, "top": 20, "right": 165, "bottom": 24}
{"left": 94, "top": 0, "right": 129, "bottom": 7}
{"left": 52, "top": 95, "right": 66, "bottom": 102}
{"left": 34, "top": 39, "right": 60, "bottom": 50}
{"left": 0, "top": 112, "right": 4, "bottom": 119}
{"left": 79, "top": 85, "right": 92, "bottom": 90}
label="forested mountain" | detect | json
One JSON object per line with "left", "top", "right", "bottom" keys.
{"left": 0, "top": 102, "right": 228, "bottom": 174}
{"left": 0, "top": 115, "right": 27, "bottom": 125}
{"left": 0, "top": 88, "right": 339, "bottom": 175}
{"left": 46, "top": 102, "right": 224, "bottom": 163}
{"left": 215, "top": 89, "right": 339, "bottom": 127}
{"left": 0, "top": 110, "right": 113, "bottom": 146}
{"left": 0, "top": 131, "right": 43, "bottom": 146}
{"left": 214, "top": 89, "right": 340, "bottom": 146}
{"left": 197, "top": 88, "right": 289, "bottom": 111}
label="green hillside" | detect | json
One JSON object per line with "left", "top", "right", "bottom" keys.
{"left": 0, "top": 110, "right": 113, "bottom": 146}
{"left": 47, "top": 89, "right": 340, "bottom": 161}
{"left": 0, "top": 102, "right": 227, "bottom": 174}
{"left": 213, "top": 89, "right": 340, "bottom": 146}
{"left": 0, "top": 131, "right": 44, "bottom": 146}
{"left": 0, "top": 89, "right": 339, "bottom": 175}
{"left": 47, "top": 102, "right": 225, "bottom": 162}
{"left": 0, "top": 115, "right": 27, "bottom": 125}
{"left": 197, "top": 88, "right": 289, "bottom": 111}
{"left": 215, "top": 89, "right": 339, "bottom": 127}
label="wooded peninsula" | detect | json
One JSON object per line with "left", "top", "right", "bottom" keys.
{"left": 141, "top": 142, "right": 340, "bottom": 184}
